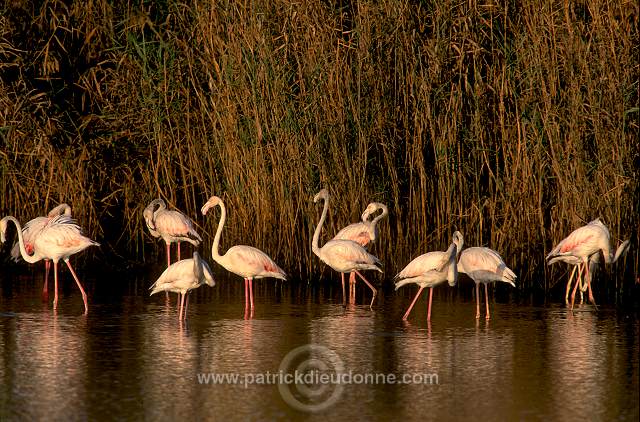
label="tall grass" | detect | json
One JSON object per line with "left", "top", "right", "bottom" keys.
{"left": 0, "top": 0, "right": 638, "bottom": 295}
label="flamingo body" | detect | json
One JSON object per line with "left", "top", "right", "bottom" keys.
{"left": 201, "top": 195, "right": 286, "bottom": 311}
{"left": 143, "top": 199, "right": 202, "bottom": 267}
{"left": 1, "top": 214, "right": 98, "bottom": 314}
{"left": 394, "top": 234, "right": 459, "bottom": 321}
{"left": 312, "top": 189, "right": 382, "bottom": 308}
{"left": 150, "top": 252, "right": 215, "bottom": 319}
{"left": 332, "top": 202, "right": 388, "bottom": 247}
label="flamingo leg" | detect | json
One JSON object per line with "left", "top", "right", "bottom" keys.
{"left": 177, "top": 242, "right": 181, "bottom": 261}
{"left": 244, "top": 278, "right": 249, "bottom": 309}
{"left": 475, "top": 283, "right": 480, "bottom": 319}
{"left": 341, "top": 273, "right": 346, "bottom": 304}
{"left": 427, "top": 287, "right": 434, "bottom": 321}
{"left": 249, "top": 278, "right": 255, "bottom": 309}
{"left": 565, "top": 265, "right": 578, "bottom": 304}
{"left": 484, "top": 283, "right": 490, "bottom": 320}
{"left": 184, "top": 292, "right": 189, "bottom": 317}
{"left": 570, "top": 263, "right": 584, "bottom": 310}
{"left": 355, "top": 271, "right": 377, "bottom": 308}
{"left": 166, "top": 243, "right": 171, "bottom": 267}
{"left": 53, "top": 261, "right": 59, "bottom": 310}
{"left": 43, "top": 260, "right": 50, "bottom": 296}
{"left": 349, "top": 272, "right": 356, "bottom": 303}
{"left": 179, "top": 291, "right": 186, "bottom": 320}
{"left": 65, "top": 259, "right": 88, "bottom": 315}
{"left": 402, "top": 286, "right": 424, "bottom": 320}
{"left": 585, "top": 264, "right": 596, "bottom": 307}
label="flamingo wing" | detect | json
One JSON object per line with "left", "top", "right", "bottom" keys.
{"left": 227, "top": 245, "right": 286, "bottom": 279}
{"left": 323, "top": 240, "right": 379, "bottom": 266}
{"left": 333, "top": 222, "right": 371, "bottom": 247}
{"left": 394, "top": 251, "right": 448, "bottom": 280}
{"left": 459, "top": 247, "right": 516, "bottom": 286}
{"left": 155, "top": 210, "right": 202, "bottom": 243}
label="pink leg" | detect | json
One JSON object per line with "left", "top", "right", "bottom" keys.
{"left": 355, "top": 271, "right": 378, "bottom": 308}
{"left": 475, "top": 283, "right": 480, "bottom": 319}
{"left": 402, "top": 287, "right": 425, "bottom": 320}
{"left": 244, "top": 278, "right": 249, "bottom": 309}
{"left": 65, "top": 259, "right": 88, "bottom": 315}
{"left": 570, "top": 263, "right": 584, "bottom": 310}
{"left": 43, "top": 260, "right": 50, "bottom": 296}
{"left": 485, "top": 284, "right": 490, "bottom": 320}
{"left": 53, "top": 261, "right": 59, "bottom": 310}
{"left": 179, "top": 291, "right": 186, "bottom": 320}
{"left": 427, "top": 287, "right": 434, "bottom": 321}
{"left": 585, "top": 264, "right": 596, "bottom": 306}
{"left": 165, "top": 243, "right": 172, "bottom": 299}
{"left": 249, "top": 278, "right": 254, "bottom": 309}
{"left": 341, "top": 273, "right": 346, "bottom": 303}
{"left": 177, "top": 242, "right": 181, "bottom": 261}
{"left": 184, "top": 293, "right": 189, "bottom": 317}
{"left": 349, "top": 272, "right": 356, "bottom": 303}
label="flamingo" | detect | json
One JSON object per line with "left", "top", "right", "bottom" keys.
{"left": 547, "top": 219, "right": 630, "bottom": 305}
{"left": 143, "top": 198, "right": 202, "bottom": 267}
{"left": 10, "top": 203, "right": 71, "bottom": 296}
{"left": 312, "top": 189, "right": 382, "bottom": 308}
{"left": 546, "top": 219, "right": 615, "bottom": 310}
{"left": 1, "top": 215, "right": 99, "bottom": 314}
{"left": 332, "top": 202, "right": 388, "bottom": 302}
{"left": 454, "top": 232, "right": 517, "bottom": 320}
{"left": 149, "top": 251, "right": 215, "bottom": 320}
{"left": 201, "top": 195, "right": 286, "bottom": 311}
{"left": 394, "top": 233, "right": 459, "bottom": 321}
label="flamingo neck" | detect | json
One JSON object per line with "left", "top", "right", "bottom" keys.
{"left": 312, "top": 196, "right": 329, "bottom": 257}
{"left": 446, "top": 243, "right": 459, "bottom": 286}
{"left": 369, "top": 205, "right": 388, "bottom": 237}
{"left": 2, "top": 217, "right": 42, "bottom": 264}
{"left": 210, "top": 201, "right": 226, "bottom": 262}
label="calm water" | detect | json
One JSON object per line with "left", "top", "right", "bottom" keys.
{"left": 0, "top": 268, "right": 638, "bottom": 421}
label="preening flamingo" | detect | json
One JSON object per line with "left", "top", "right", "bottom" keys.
{"left": 333, "top": 202, "right": 388, "bottom": 302}
{"left": 143, "top": 198, "right": 202, "bottom": 267}
{"left": 10, "top": 203, "right": 71, "bottom": 296}
{"left": 1, "top": 215, "right": 99, "bottom": 314}
{"left": 149, "top": 251, "right": 215, "bottom": 320}
{"left": 201, "top": 195, "right": 286, "bottom": 311}
{"left": 454, "top": 232, "right": 516, "bottom": 320}
{"left": 547, "top": 219, "right": 630, "bottom": 306}
{"left": 312, "top": 189, "right": 382, "bottom": 308}
{"left": 394, "top": 233, "right": 459, "bottom": 321}
{"left": 546, "top": 219, "right": 614, "bottom": 309}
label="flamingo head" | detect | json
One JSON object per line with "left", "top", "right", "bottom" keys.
{"left": 313, "top": 189, "right": 329, "bottom": 203}
{"left": 142, "top": 207, "right": 156, "bottom": 230}
{"left": 452, "top": 231, "right": 464, "bottom": 252}
{"left": 201, "top": 196, "right": 223, "bottom": 215}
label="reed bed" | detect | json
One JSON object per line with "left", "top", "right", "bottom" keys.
{"left": 0, "top": 0, "right": 638, "bottom": 297}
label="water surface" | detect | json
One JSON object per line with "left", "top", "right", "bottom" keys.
{"left": 0, "top": 270, "right": 638, "bottom": 421}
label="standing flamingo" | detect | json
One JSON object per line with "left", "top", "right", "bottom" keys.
{"left": 454, "top": 232, "right": 517, "bottom": 320}
{"left": 10, "top": 203, "right": 71, "bottom": 297}
{"left": 1, "top": 215, "right": 99, "bottom": 314}
{"left": 149, "top": 252, "right": 215, "bottom": 320}
{"left": 312, "top": 189, "right": 382, "bottom": 308}
{"left": 332, "top": 202, "right": 388, "bottom": 302}
{"left": 201, "top": 195, "right": 286, "bottom": 311}
{"left": 547, "top": 219, "right": 630, "bottom": 305}
{"left": 143, "top": 198, "right": 202, "bottom": 267}
{"left": 394, "top": 233, "right": 459, "bottom": 321}
{"left": 546, "top": 219, "right": 614, "bottom": 310}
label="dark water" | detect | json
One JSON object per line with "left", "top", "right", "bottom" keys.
{"left": 0, "top": 269, "right": 638, "bottom": 421}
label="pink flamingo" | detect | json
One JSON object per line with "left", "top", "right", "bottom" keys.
{"left": 455, "top": 232, "right": 516, "bottom": 320}
{"left": 332, "top": 202, "right": 388, "bottom": 302}
{"left": 143, "top": 198, "right": 202, "bottom": 267}
{"left": 547, "top": 219, "right": 630, "bottom": 307}
{"left": 312, "top": 189, "right": 382, "bottom": 308}
{"left": 394, "top": 232, "right": 460, "bottom": 321}
{"left": 546, "top": 219, "right": 616, "bottom": 309}
{"left": 201, "top": 195, "right": 286, "bottom": 311}
{"left": 10, "top": 203, "right": 71, "bottom": 296}
{"left": 150, "top": 251, "right": 215, "bottom": 320}
{"left": 1, "top": 215, "right": 99, "bottom": 314}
